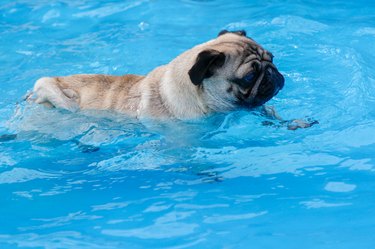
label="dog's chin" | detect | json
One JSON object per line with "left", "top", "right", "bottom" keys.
{"left": 234, "top": 72, "right": 284, "bottom": 108}
{"left": 236, "top": 95, "right": 273, "bottom": 109}
{"left": 235, "top": 83, "right": 285, "bottom": 108}
{"left": 234, "top": 85, "right": 278, "bottom": 108}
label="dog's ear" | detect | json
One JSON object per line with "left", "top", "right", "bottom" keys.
{"left": 218, "top": 30, "right": 246, "bottom": 37}
{"left": 188, "top": 49, "right": 226, "bottom": 85}
{"left": 218, "top": 30, "right": 229, "bottom": 36}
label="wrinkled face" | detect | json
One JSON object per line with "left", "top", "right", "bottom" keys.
{"left": 188, "top": 30, "right": 285, "bottom": 110}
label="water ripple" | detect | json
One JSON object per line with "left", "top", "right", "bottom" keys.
{"left": 1, "top": 0, "right": 375, "bottom": 248}
{"left": 0, "top": 168, "right": 58, "bottom": 184}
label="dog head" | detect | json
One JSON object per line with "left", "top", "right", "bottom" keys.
{"left": 187, "top": 30, "right": 284, "bottom": 111}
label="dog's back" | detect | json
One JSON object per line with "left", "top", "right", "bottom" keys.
{"left": 33, "top": 74, "right": 144, "bottom": 113}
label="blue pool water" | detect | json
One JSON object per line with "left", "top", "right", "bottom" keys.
{"left": 1, "top": 0, "right": 375, "bottom": 248}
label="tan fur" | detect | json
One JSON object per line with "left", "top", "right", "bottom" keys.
{"left": 32, "top": 33, "right": 277, "bottom": 119}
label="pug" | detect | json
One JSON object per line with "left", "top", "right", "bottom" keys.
{"left": 30, "top": 30, "right": 314, "bottom": 128}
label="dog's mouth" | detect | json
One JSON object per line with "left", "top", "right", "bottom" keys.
{"left": 233, "top": 64, "right": 284, "bottom": 107}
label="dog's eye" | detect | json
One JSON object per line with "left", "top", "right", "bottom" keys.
{"left": 243, "top": 72, "right": 256, "bottom": 83}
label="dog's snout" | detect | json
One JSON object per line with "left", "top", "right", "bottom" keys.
{"left": 248, "top": 66, "right": 284, "bottom": 106}
{"left": 265, "top": 66, "right": 284, "bottom": 92}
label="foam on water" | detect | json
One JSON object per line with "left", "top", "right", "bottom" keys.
{"left": 1, "top": 1, "right": 375, "bottom": 248}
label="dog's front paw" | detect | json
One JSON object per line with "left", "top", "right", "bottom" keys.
{"left": 286, "top": 118, "right": 319, "bottom": 130}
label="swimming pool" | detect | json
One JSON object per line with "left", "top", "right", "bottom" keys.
{"left": 1, "top": 0, "right": 375, "bottom": 248}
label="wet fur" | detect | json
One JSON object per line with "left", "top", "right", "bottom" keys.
{"left": 32, "top": 32, "right": 277, "bottom": 119}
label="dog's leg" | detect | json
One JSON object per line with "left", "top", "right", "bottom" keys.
{"left": 261, "top": 105, "right": 283, "bottom": 121}
{"left": 285, "top": 118, "right": 319, "bottom": 130}
{"left": 260, "top": 105, "right": 318, "bottom": 130}
{"left": 33, "top": 77, "right": 79, "bottom": 112}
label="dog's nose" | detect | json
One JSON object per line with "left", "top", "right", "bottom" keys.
{"left": 265, "top": 66, "right": 284, "bottom": 92}
{"left": 250, "top": 66, "right": 284, "bottom": 106}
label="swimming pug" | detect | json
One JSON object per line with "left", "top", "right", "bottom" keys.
{"left": 31, "top": 30, "right": 314, "bottom": 128}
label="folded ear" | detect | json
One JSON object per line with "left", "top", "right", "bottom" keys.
{"left": 218, "top": 30, "right": 229, "bottom": 36}
{"left": 218, "top": 30, "right": 247, "bottom": 37}
{"left": 188, "top": 49, "right": 226, "bottom": 85}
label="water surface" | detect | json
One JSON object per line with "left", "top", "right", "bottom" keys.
{"left": 1, "top": 1, "right": 375, "bottom": 248}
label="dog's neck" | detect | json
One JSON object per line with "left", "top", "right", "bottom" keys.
{"left": 137, "top": 41, "right": 219, "bottom": 119}
{"left": 158, "top": 66, "right": 208, "bottom": 119}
